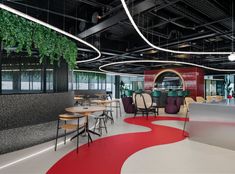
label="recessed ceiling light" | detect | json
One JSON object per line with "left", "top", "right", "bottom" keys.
{"left": 228, "top": 53, "right": 235, "bottom": 61}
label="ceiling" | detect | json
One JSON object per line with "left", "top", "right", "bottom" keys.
{"left": 2, "top": 0, "right": 235, "bottom": 74}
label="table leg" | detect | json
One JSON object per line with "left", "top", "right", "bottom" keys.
{"left": 70, "top": 128, "right": 85, "bottom": 141}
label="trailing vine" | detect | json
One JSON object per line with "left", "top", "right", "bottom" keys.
{"left": 0, "top": 9, "right": 77, "bottom": 69}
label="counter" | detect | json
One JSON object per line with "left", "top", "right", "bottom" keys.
{"left": 187, "top": 99, "right": 235, "bottom": 150}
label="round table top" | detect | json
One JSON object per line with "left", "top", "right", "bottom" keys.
{"left": 65, "top": 106, "right": 105, "bottom": 114}
{"left": 74, "top": 96, "right": 83, "bottom": 100}
{"left": 91, "top": 99, "right": 114, "bottom": 104}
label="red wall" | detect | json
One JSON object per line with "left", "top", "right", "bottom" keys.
{"left": 144, "top": 67, "right": 204, "bottom": 100}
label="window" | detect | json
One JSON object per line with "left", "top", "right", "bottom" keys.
{"left": 89, "top": 77, "right": 98, "bottom": 90}
{"left": 2, "top": 71, "right": 13, "bottom": 90}
{"left": 20, "top": 70, "right": 42, "bottom": 91}
{"left": 106, "top": 75, "right": 112, "bottom": 91}
{"left": 46, "top": 69, "right": 53, "bottom": 91}
{"left": 79, "top": 76, "right": 88, "bottom": 90}
{"left": 21, "top": 71, "right": 30, "bottom": 90}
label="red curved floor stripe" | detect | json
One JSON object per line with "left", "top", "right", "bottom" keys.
{"left": 47, "top": 116, "right": 187, "bottom": 174}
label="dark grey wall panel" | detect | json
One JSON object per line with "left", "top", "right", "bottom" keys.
{"left": 0, "top": 92, "right": 74, "bottom": 130}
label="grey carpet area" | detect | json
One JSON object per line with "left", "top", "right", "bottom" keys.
{"left": 0, "top": 118, "right": 96, "bottom": 155}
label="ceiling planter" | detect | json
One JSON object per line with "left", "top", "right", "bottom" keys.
{"left": 0, "top": 9, "right": 78, "bottom": 69}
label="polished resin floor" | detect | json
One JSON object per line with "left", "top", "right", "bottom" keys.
{"left": 1, "top": 106, "right": 235, "bottom": 174}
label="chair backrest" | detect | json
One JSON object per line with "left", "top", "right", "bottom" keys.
{"left": 59, "top": 114, "right": 86, "bottom": 124}
{"left": 184, "top": 90, "right": 190, "bottom": 97}
{"left": 177, "top": 90, "right": 184, "bottom": 97}
{"left": 142, "top": 93, "right": 152, "bottom": 108}
{"left": 151, "top": 90, "right": 161, "bottom": 97}
{"left": 132, "top": 92, "right": 136, "bottom": 104}
{"left": 135, "top": 93, "right": 152, "bottom": 109}
{"left": 185, "top": 97, "right": 195, "bottom": 111}
{"left": 168, "top": 90, "right": 177, "bottom": 97}
{"left": 196, "top": 96, "right": 206, "bottom": 103}
{"left": 59, "top": 114, "right": 79, "bottom": 121}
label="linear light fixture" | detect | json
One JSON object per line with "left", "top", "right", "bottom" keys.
{"left": 73, "top": 69, "right": 144, "bottom": 77}
{"left": 0, "top": 3, "right": 101, "bottom": 63}
{"left": 74, "top": 69, "right": 144, "bottom": 76}
{"left": 73, "top": 69, "right": 107, "bottom": 74}
{"left": 0, "top": 125, "right": 98, "bottom": 171}
{"left": 120, "top": 0, "right": 232, "bottom": 55}
{"left": 99, "top": 60, "right": 235, "bottom": 75}
{"left": 0, "top": 139, "right": 71, "bottom": 170}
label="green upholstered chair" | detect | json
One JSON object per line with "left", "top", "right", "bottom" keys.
{"left": 151, "top": 90, "right": 161, "bottom": 97}
{"left": 165, "top": 90, "right": 179, "bottom": 114}
{"left": 167, "top": 90, "right": 177, "bottom": 97}
{"left": 135, "top": 89, "right": 143, "bottom": 94}
{"left": 125, "top": 89, "right": 133, "bottom": 97}
{"left": 151, "top": 90, "right": 161, "bottom": 115}
{"left": 177, "top": 90, "right": 184, "bottom": 97}
{"left": 183, "top": 90, "right": 190, "bottom": 97}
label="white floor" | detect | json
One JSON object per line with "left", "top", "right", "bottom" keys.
{"left": 1, "top": 107, "right": 235, "bottom": 174}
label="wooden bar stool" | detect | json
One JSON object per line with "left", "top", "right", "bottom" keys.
{"left": 93, "top": 115, "right": 108, "bottom": 135}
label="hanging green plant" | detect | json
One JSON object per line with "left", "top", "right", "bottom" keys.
{"left": 0, "top": 9, "right": 77, "bottom": 69}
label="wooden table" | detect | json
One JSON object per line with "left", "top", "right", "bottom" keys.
{"left": 74, "top": 95, "right": 91, "bottom": 106}
{"left": 91, "top": 100, "right": 115, "bottom": 123}
{"left": 65, "top": 106, "right": 105, "bottom": 144}
{"left": 91, "top": 99, "right": 113, "bottom": 105}
{"left": 74, "top": 96, "right": 83, "bottom": 100}
{"left": 95, "top": 93, "right": 107, "bottom": 99}
{"left": 92, "top": 99, "right": 121, "bottom": 118}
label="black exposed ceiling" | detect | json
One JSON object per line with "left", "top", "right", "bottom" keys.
{"left": 2, "top": 0, "right": 235, "bottom": 74}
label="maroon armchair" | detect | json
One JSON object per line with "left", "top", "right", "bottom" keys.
{"left": 165, "top": 96, "right": 179, "bottom": 114}
{"left": 121, "top": 97, "right": 135, "bottom": 113}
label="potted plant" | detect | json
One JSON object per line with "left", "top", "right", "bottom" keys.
{"left": 224, "top": 79, "right": 232, "bottom": 99}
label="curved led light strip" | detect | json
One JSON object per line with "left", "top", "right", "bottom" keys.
{"left": 0, "top": 4, "right": 101, "bottom": 63}
{"left": 120, "top": 0, "right": 232, "bottom": 55}
{"left": 73, "top": 69, "right": 106, "bottom": 74}
{"left": 99, "top": 60, "right": 235, "bottom": 75}
{"left": 73, "top": 69, "right": 143, "bottom": 77}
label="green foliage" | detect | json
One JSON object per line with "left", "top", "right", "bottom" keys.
{"left": 0, "top": 9, "right": 77, "bottom": 69}
{"left": 75, "top": 71, "right": 106, "bottom": 80}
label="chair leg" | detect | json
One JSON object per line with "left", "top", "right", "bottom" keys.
{"left": 99, "top": 118, "right": 102, "bottom": 135}
{"left": 87, "top": 129, "right": 90, "bottom": 147}
{"left": 88, "top": 133, "right": 92, "bottom": 142}
{"left": 183, "top": 111, "right": 189, "bottom": 136}
{"left": 103, "top": 118, "right": 108, "bottom": 133}
{"left": 94, "top": 118, "right": 98, "bottom": 131}
{"left": 110, "top": 111, "right": 114, "bottom": 124}
{"left": 119, "top": 102, "right": 121, "bottom": 117}
{"left": 76, "top": 119, "right": 80, "bottom": 154}
{"left": 134, "top": 109, "right": 137, "bottom": 118}
{"left": 116, "top": 104, "right": 118, "bottom": 118}
{"left": 55, "top": 119, "right": 60, "bottom": 151}
{"left": 64, "top": 121, "right": 67, "bottom": 145}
